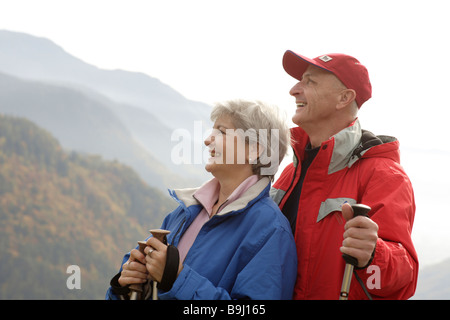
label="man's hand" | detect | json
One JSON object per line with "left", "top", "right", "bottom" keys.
{"left": 340, "top": 203, "right": 378, "bottom": 268}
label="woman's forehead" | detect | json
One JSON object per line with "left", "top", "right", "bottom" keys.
{"left": 213, "top": 115, "right": 236, "bottom": 129}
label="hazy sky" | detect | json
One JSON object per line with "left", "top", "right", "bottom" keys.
{"left": 1, "top": 0, "right": 449, "bottom": 267}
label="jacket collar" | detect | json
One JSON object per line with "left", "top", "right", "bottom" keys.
{"left": 170, "top": 177, "right": 271, "bottom": 215}
{"left": 290, "top": 119, "right": 398, "bottom": 174}
{"left": 290, "top": 119, "right": 362, "bottom": 174}
{"left": 329, "top": 119, "right": 362, "bottom": 174}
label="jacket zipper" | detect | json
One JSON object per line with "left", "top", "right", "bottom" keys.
{"left": 280, "top": 150, "right": 300, "bottom": 207}
{"left": 170, "top": 217, "right": 186, "bottom": 246}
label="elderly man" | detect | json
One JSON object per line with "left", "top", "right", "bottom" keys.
{"left": 271, "top": 51, "right": 418, "bottom": 299}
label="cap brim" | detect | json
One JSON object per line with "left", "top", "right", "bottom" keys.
{"left": 282, "top": 50, "right": 330, "bottom": 80}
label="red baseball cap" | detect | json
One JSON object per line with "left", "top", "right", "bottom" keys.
{"left": 282, "top": 50, "right": 372, "bottom": 108}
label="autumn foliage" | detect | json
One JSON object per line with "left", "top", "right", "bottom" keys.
{"left": 0, "top": 115, "right": 174, "bottom": 299}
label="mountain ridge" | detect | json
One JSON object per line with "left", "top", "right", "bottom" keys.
{"left": 0, "top": 29, "right": 212, "bottom": 129}
{"left": 0, "top": 71, "right": 196, "bottom": 190}
{"left": 0, "top": 29, "right": 212, "bottom": 189}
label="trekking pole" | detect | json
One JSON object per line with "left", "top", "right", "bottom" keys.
{"left": 339, "top": 204, "right": 371, "bottom": 300}
{"left": 129, "top": 240, "right": 149, "bottom": 300}
{"left": 149, "top": 229, "right": 171, "bottom": 300}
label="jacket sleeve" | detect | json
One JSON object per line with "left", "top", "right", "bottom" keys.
{"left": 105, "top": 252, "right": 131, "bottom": 300}
{"left": 354, "top": 163, "right": 418, "bottom": 299}
{"left": 158, "top": 226, "right": 297, "bottom": 300}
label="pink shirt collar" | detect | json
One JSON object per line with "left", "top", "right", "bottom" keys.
{"left": 193, "top": 175, "right": 259, "bottom": 217}
{"left": 177, "top": 175, "right": 260, "bottom": 263}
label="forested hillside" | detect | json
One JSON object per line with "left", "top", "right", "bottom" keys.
{"left": 0, "top": 115, "right": 176, "bottom": 299}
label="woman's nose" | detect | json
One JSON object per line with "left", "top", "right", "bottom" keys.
{"left": 204, "top": 133, "right": 214, "bottom": 146}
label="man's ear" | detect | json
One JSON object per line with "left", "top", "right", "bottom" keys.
{"left": 336, "top": 89, "right": 357, "bottom": 111}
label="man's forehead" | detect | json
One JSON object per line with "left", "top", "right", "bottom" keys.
{"left": 303, "top": 65, "right": 332, "bottom": 78}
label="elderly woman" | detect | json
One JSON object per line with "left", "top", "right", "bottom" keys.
{"left": 106, "top": 99, "right": 297, "bottom": 300}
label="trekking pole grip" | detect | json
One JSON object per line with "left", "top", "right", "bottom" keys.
{"left": 342, "top": 204, "right": 371, "bottom": 266}
{"left": 149, "top": 229, "right": 171, "bottom": 300}
{"left": 129, "top": 241, "right": 148, "bottom": 300}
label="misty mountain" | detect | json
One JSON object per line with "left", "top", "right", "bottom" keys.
{"left": 412, "top": 258, "right": 450, "bottom": 299}
{"left": 0, "top": 30, "right": 212, "bottom": 130}
{"left": 0, "top": 30, "right": 212, "bottom": 189}
{"left": 0, "top": 71, "right": 196, "bottom": 190}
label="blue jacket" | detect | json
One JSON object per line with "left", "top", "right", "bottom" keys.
{"left": 106, "top": 177, "right": 297, "bottom": 300}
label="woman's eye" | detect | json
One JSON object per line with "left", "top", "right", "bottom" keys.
{"left": 212, "top": 128, "right": 225, "bottom": 136}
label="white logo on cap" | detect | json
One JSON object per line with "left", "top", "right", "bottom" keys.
{"left": 319, "top": 55, "right": 333, "bottom": 62}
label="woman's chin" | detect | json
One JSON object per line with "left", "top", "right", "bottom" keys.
{"left": 205, "top": 159, "right": 222, "bottom": 174}
{"left": 204, "top": 161, "right": 215, "bottom": 173}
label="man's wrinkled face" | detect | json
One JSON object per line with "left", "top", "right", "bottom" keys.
{"left": 289, "top": 65, "right": 346, "bottom": 127}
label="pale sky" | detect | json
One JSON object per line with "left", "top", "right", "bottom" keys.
{"left": 1, "top": 0, "right": 449, "bottom": 267}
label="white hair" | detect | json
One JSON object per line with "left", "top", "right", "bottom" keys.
{"left": 210, "top": 99, "right": 290, "bottom": 181}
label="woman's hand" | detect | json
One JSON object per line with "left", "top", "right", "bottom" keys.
{"left": 118, "top": 248, "right": 148, "bottom": 287}
{"left": 144, "top": 237, "right": 167, "bottom": 283}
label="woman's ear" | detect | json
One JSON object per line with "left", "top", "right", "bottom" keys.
{"left": 248, "top": 142, "right": 264, "bottom": 164}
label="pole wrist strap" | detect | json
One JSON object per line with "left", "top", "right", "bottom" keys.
{"left": 157, "top": 245, "right": 180, "bottom": 292}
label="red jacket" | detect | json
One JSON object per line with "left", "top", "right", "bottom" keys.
{"left": 272, "top": 119, "right": 418, "bottom": 299}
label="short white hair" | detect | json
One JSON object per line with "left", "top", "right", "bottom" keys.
{"left": 210, "top": 99, "right": 290, "bottom": 181}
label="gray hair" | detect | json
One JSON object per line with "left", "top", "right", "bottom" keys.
{"left": 210, "top": 99, "right": 290, "bottom": 181}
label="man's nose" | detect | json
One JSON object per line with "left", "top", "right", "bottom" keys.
{"left": 289, "top": 82, "right": 303, "bottom": 97}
